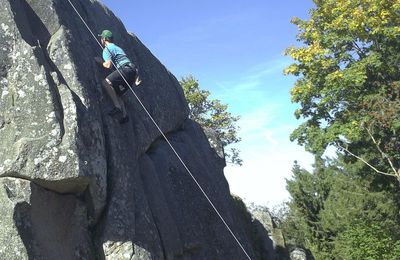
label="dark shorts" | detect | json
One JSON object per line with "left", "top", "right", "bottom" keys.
{"left": 106, "top": 64, "right": 137, "bottom": 95}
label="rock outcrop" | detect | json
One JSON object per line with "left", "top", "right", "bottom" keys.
{"left": 0, "top": 0, "right": 279, "bottom": 259}
{"left": 250, "top": 207, "right": 288, "bottom": 259}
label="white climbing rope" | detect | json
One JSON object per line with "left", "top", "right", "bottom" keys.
{"left": 66, "top": 1, "right": 252, "bottom": 259}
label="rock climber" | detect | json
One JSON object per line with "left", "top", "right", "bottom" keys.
{"left": 95, "top": 29, "right": 141, "bottom": 124}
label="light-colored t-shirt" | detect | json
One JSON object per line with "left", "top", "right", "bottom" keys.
{"left": 102, "top": 43, "right": 131, "bottom": 69}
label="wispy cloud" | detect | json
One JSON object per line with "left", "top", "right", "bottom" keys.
{"left": 237, "top": 105, "right": 276, "bottom": 135}
{"left": 225, "top": 117, "right": 314, "bottom": 207}
{"left": 244, "top": 58, "right": 292, "bottom": 81}
{"left": 214, "top": 58, "right": 313, "bottom": 207}
{"left": 149, "top": 8, "right": 262, "bottom": 52}
{"left": 213, "top": 57, "right": 293, "bottom": 102}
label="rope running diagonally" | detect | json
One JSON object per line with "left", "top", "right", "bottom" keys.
{"left": 65, "top": 0, "right": 252, "bottom": 259}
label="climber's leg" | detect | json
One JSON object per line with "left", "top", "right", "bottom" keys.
{"left": 102, "top": 78, "right": 122, "bottom": 115}
{"left": 118, "top": 96, "right": 127, "bottom": 117}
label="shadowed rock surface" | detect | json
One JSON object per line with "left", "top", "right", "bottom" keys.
{"left": 0, "top": 0, "right": 280, "bottom": 259}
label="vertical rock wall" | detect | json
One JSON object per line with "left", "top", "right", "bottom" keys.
{"left": 0, "top": 0, "right": 278, "bottom": 259}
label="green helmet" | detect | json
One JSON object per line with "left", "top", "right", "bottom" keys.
{"left": 99, "top": 29, "right": 113, "bottom": 40}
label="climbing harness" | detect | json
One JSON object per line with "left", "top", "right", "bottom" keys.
{"left": 66, "top": 1, "right": 252, "bottom": 259}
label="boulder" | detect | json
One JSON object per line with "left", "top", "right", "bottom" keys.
{"left": 0, "top": 177, "right": 92, "bottom": 259}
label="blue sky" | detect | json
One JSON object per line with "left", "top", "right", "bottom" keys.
{"left": 100, "top": 0, "right": 316, "bottom": 207}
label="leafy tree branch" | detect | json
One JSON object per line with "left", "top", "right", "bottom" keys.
{"left": 180, "top": 75, "right": 242, "bottom": 165}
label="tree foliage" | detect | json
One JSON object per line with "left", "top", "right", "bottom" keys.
{"left": 180, "top": 75, "right": 242, "bottom": 165}
{"left": 282, "top": 1, "right": 400, "bottom": 258}
{"left": 282, "top": 157, "right": 400, "bottom": 259}
{"left": 283, "top": 160, "right": 335, "bottom": 259}
{"left": 285, "top": 0, "right": 400, "bottom": 181}
{"left": 334, "top": 223, "right": 400, "bottom": 260}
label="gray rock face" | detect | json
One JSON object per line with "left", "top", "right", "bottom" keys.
{"left": 250, "top": 207, "right": 288, "bottom": 260}
{"left": 0, "top": 177, "right": 92, "bottom": 260}
{"left": 0, "top": 0, "right": 277, "bottom": 259}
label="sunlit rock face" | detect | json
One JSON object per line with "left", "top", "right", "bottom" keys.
{"left": 0, "top": 0, "right": 279, "bottom": 259}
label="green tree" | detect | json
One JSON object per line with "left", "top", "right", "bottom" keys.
{"left": 319, "top": 158, "right": 400, "bottom": 259}
{"left": 179, "top": 75, "right": 242, "bottom": 165}
{"left": 334, "top": 223, "right": 400, "bottom": 260}
{"left": 282, "top": 157, "right": 400, "bottom": 259}
{"left": 282, "top": 2, "right": 400, "bottom": 257}
{"left": 284, "top": 159, "right": 335, "bottom": 259}
{"left": 284, "top": 0, "right": 400, "bottom": 182}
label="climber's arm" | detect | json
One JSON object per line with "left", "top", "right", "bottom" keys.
{"left": 102, "top": 49, "right": 112, "bottom": 69}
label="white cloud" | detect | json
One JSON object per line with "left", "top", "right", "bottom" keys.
{"left": 244, "top": 58, "right": 292, "bottom": 82}
{"left": 148, "top": 9, "right": 262, "bottom": 56}
{"left": 237, "top": 105, "right": 276, "bottom": 135}
{"left": 212, "top": 57, "right": 293, "bottom": 106}
{"left": 215, "top": 60, "right": 314, "bottom": 207}
{"left": 225, "top": 123, "right": 314, "bottom": 207}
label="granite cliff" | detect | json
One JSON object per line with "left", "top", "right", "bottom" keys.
{"left": 0, "top": 0, "right": 283, "bottom": 259}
